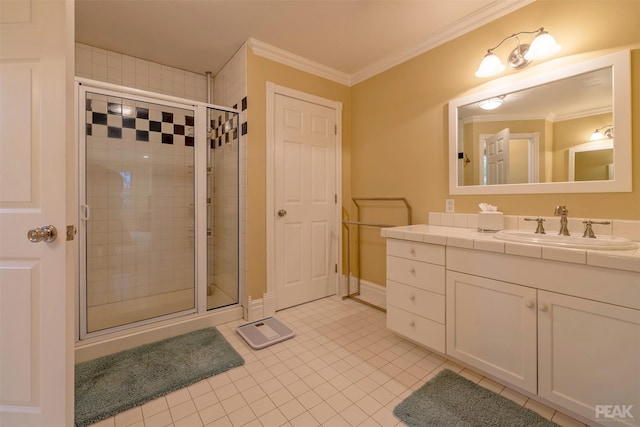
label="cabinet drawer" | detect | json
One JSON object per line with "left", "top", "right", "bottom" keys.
{"left": 387, "top": 239, "right": 445, "bottom": 265}
{"left": 387, "top": 306, "right": 445, "bottom": 353}
{"left": 387, "top": 256, "right": 445, "bottom": 294}
{"left": 387, "top": 280, "right": 444, "bottom": 323}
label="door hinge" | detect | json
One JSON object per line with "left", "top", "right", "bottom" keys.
{"left": 334, "top": 125, "right": 337, "bottom": 135}
{"left": 335, "top": 194, "right": 338, "bottom": 204}
{"left": 335, "top": 263, "right": 338, "bottom": 273}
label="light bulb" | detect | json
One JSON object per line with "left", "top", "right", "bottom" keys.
{"left": 475, "top": 53, "right": 506, "bottom": 78}
{"left": 478, "top": 97, "right": 504, "bottom": 110}
{"left": 590, "top": 130, "right": 604, "bottom": 141}
{"left": 524, "top": 32, "right": 561, "bottom": 61}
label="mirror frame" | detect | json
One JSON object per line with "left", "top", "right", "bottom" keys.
{"left": 448, "top": 50, "right": 631, "bottom": 195}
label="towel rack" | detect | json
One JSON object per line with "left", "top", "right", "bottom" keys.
{"left": 342, "top": 197, "right": 411, "bottom": 310}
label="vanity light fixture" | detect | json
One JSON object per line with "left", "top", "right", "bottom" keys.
{"left": 590, "top": 125, "right": 613, "bottom": 141}
{"left": 475, "top": 27, "right": 561, "bottom": 78}
{"left": 478, "top": 96, "right": 505, "bottom": 110}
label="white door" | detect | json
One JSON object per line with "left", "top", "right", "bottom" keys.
{"left": 484, "top": 128, "right": 510, "bottom": 185}
{"left": 274, "top": 94, "right": 337, "bottom": 310}
{"left": 446, "top": 271, "right": 537, "bottom": 394}
{"left": 0, "top": 1, "right": 71, "bottom": 426}
{"left": 538, "top": 291, "right": 640, "bottom": 426}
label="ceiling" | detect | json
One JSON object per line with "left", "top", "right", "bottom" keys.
{"left": 75, "top": 0, "right": 532, "bottom": 84}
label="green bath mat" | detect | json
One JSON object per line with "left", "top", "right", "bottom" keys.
{"left": 75, "top": 327, "right": 244, "bottom": 427}
{"left": 394, "top": 369, "right": 559, "bottom": 427}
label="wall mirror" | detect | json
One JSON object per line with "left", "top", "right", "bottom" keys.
{"left": 448, "top": 50, "right": 631, "bottom": 195}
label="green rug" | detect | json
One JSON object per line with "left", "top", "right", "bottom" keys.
{"left": 75, "top": 327, "right": 244, "bottom": 427}
{"left": 394, "top": 369, "right": 559, "bottom": 427}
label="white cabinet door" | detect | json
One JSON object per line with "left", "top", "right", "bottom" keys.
{"left": 538, "top": 291, "right": 640, "bottom": 427}
{"left": 446, "top": 271, "right": 537, "bottom": 393}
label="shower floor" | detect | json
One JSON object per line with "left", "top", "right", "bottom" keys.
{"left": 87, "top": 289, "right": 195, "bottom": 333}
{"left": 87, "top": 285, "right": 239, "bottom": 334}
{"left": 207, "top": 283, "right": 238, "bottom": 310}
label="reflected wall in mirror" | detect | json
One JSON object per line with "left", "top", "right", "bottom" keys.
{"left": 449, "top": 50, "right": 631, "bottom": 195}
{"left": 569, "top": 140, "right": 614, "bottom": 182}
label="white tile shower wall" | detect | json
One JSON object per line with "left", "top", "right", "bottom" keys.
{"left": 76, "top": 42, "right": 208, "bottom": 102}
{"left": 85, "top": 94, "right": 196, "bottom": 308}
{"left": 213, "top": 44, "right": 246, "bottom": 108}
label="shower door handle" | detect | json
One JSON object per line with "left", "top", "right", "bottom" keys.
{"left": 80, "top": 204, "right": 90, "bottom": 221}
{"left": 27, "top": 225, "right": 58, "bottom": 243}
{"left": 277, "top": 209, "right": 287, "bottom": 217}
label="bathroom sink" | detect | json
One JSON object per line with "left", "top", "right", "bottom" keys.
{"left": 494, "top": 229, "right": 638, "bottom": 251}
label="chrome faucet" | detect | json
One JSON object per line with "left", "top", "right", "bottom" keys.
{"left": 554, "top": 205, "right": 570, "bottom": 236}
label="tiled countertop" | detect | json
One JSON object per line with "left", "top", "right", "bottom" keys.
{"left": 381, "top": 224, "right": 640, "bottom": 273}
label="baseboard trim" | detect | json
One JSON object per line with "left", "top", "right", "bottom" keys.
{"left": 247, "top": 296, "right": 264, "bottom": 321}
{"left": 341, "top": 275, "right": 386, "bottom": 309}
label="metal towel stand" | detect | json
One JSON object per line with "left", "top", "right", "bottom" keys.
{"left": 342, "top": 197, "right": 411, "bottom": 311}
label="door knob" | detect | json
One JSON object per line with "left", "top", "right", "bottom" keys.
{"left": 277, "top": 209, "right": 287, "bottom": 217}
{"left": 27, "top": 225, "right": 58, "bottom": 243}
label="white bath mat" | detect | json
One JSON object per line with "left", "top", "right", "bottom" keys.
{"left": 236, "top": 317, "right": 295, "bottom": 349}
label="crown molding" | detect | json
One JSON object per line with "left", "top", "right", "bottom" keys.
{"left": 248, "top": 38, "right": 352, "bottom": 86}
{"left": 248, "top": 0, "right": 534, "bottom": 87}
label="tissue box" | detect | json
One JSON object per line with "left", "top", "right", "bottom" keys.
{"left": 478, "top": 212, "right": 504, "bottom": 231}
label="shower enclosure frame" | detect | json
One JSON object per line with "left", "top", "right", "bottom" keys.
{"left": 76, "top": 78, "right": 243, "bottom": 341}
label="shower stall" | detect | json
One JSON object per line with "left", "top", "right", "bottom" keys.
{"left": 77, "top": 80, "right": 240, "bottom": 339}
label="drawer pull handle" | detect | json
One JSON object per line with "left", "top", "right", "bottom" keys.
{"left": 409, "top": 267, "right": 416, "bottom": 274}
{"left": 409, "top": 321, "right": 415, "bottom": 327}
{"left": 525, "top": 300, "right": 535, "bottom": 309}
{"left": 409, "top": 294, "right": 416, "bottom": 301}
{"left": 539, "top": 304, "right": 549, "bottom": 312}
{"left": 409, "top": 248, "right": 416, "bottom": 255}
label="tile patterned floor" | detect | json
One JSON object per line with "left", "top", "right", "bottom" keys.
{"left": 89, "top": 296, "right": 588, "bottom": 427}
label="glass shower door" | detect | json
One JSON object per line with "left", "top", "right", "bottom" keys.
{"left": 206, "top": 107, "right": 239, "bottom": 310}
{"left": 81, "top": 89, "right": 197, "bottom": 335}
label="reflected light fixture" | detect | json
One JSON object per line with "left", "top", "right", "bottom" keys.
{"left": 478, "top": 96, "right": 505, "bottom": 110}
{"left": 475, "top": 27, "right": 561, "bottom": 78}
{"left": 590, "top": 125, "right": 613, "bottom": 141}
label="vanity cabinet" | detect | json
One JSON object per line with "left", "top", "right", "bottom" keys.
{"left": 386, "top": 239, "right": 446, "bottom": 353}
{"left": 538, "top": 291, "right": 640, "bottom": 426}
{"left": 446, "top": 271, "right": 537, "bottom": 394}
{"left": 445, "top": 247, "right": 640, "bottom": 426}
{"left": 383, "top": 226, "right": 640, "bottom": 426}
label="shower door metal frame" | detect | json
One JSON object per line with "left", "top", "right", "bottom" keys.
{"left": 76, "top": 79, "right": 242, "bottom": 341}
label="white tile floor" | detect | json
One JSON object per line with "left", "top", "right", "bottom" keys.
{"left": 89, "top": 296, "right": 588, "bottom": 427}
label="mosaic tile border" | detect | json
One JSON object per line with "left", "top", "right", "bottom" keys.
{"left": 86, "top": 95, "right": 195, "bottom": 147}
{"left": 86, "top": 94, "right": 247, "bottom": 150}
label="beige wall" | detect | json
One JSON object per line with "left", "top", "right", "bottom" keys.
{"left": 553, "top": 113, "right": 613, "bottom": 181}
{"left": 574, "top": 149, "right": 614, "bottom": 181}
{"left": 245, "top": 50, "right": 351, "bottom": 299}
{"left": 245, "top": 0, "right": 640, "bottom": 297}
{"left": 509, "top": 139, "right": 529, "bottom": 184}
